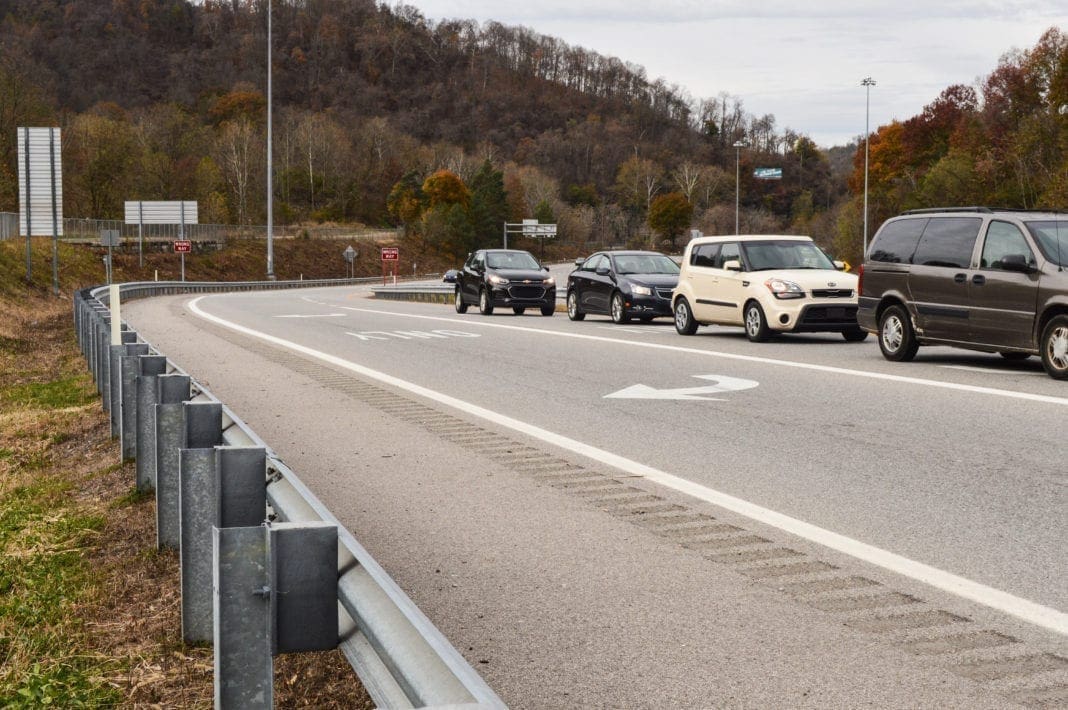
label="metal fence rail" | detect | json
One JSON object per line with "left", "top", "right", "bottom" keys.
{"left": 76, "top": 279, "right": 506, "bottom": 709}
{"left": 0, "top": 212, "right": 399, "bottom": 243}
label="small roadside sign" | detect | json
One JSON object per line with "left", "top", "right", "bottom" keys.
{"left": 100, "top": 229, "right": 121, "bottom": 247}
{"left": 381, "top": 247, "right": 399, "bottom": 261}
{"left": 174, "top": 240, "right": 192, "bottom": 253}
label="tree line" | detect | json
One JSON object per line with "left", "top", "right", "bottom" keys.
{"left": 0, "top": 0, "right": 1063, "bottom": 265}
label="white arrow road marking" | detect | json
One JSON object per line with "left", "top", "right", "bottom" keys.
{"left": 605, "top": 374, "right": 760, "bottom": 400}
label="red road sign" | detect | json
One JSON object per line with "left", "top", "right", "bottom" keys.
{"left": 174, "top": 240, "right": 192, "bottom": 253}
{"left": 381, "top": 247, "right": 399, "bottom": 261}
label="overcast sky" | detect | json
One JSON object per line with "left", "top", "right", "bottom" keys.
{"left": 407, "top": 1, "right": 1067, "bottom": 147}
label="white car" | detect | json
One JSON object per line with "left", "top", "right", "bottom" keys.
{"left": 672, "top": 235, "right": 868, "bottom": 342}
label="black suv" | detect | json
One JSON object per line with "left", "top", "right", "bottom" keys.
{"left": 857, "top": 207, "right": 1068, "bottom": 378}
{"left": 450, "top": 249, "right": 556, "bottom": 316}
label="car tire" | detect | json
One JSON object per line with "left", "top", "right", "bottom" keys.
{"left": 513, "top": 307, "right": 525, "bottom": 315}
{"left": 1040, "top": 314, "right": 1068, "bottom": 379}
{"left": 744, "top": 301, "right": 771, "bottom": 342}
{"left": 567, "top": 291, "right": 585, "bottom": 321}
{"left": 478, "top": 288, "right": 494, "bottom": 315}
{"left": 541, "top": 305, "right": 555, "bottom": 316}
{"left": 674, "top": 298, "right": 698, "bottom": 335}
{"left": 998, "top": 351, "right": 1030, "bottom": 361}
{"left": 842, "top": 328, "right": 868, "bottom": 342}
{"left": 878, "top": 304, "right": 919, "bottom": 361}
{"left": 610, "top": 292, "right": 630, "bottom": 324}
{"left": 454, "top": 289, "right": 468, "bottom": 314}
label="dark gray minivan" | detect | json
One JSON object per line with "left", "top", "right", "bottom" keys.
{"left": 857, "top": 207, "right": 1068, "bottom": 379}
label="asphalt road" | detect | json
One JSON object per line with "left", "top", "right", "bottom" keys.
{"left": 125, "top": 285, "right": 1068, "bottom": 709}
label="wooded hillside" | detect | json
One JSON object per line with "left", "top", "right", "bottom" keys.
{"left": 0, "top": 0, "right": 1063, "bottom": 263}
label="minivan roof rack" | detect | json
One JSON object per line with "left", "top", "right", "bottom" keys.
{"left": 900, "top": 207, "right": 991, "bottom": 215}
{"left": 900, "top": 206, "right": 1068, "bottom": 216}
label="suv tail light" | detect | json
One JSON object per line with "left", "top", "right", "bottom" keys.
{"left": 857, "top": 263, "right": 865, "bottom": 296}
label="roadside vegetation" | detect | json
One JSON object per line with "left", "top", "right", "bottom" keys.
{"left": 0, "top": 238, "right": 373, "bottom": 707}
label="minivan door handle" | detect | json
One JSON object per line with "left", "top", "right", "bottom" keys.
{"left": 972, "top": 274, "right": 986, "bottom": 286}
{"left": 953, "top": 273, "right": 967, "bottom": 284}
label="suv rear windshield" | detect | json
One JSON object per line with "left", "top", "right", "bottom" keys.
{"left": 912, "top": 217, "right": 982, "bottom": 268}
{"left": 1025, "top": 220, "right": 1068, "bottom": 266}
{"left": 869, "top": 218, "right": 926, "bottom": 263}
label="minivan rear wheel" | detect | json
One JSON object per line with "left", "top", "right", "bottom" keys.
{"left": 1040, "top": 315, "right": 1068, "bottom": 379}
{"left": 878, "top": 305, "right": 919, "bottom": 362}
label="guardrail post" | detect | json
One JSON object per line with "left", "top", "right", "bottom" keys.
{"left": 109, "top": 330, "right": 138, "bottom": 437}
{"left": 180, "top": 447, "right": 267, "bottom": 643}
{"left": 95, "top": 318, "right": 110, "bottom": 398}
{"left": 119, "top": 343, "right": 150, "bottom": 461}
{"left": 156, "top": 387, "right": 218, "bottom": 549}
{"left": 135, "top": 355, "right": 170, "bottom": 491}
{"left": 213, "top": 521, "right": 338, "bottom": 709}
{"left": 214, "top": 524, "right": 272, "bottom": 709}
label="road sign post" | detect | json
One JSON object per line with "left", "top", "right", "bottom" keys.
{"left": 381, "top": 247, "right": 399, "bottom": 285}
{"left": 18, "top": 127, "right": 63, "bottom": 292}
{"left": 343, "top": 245, "right": 357, "bottom": 279}
{"left": 101, "top": 229, "right": 120, "bottom": 284}
{"left": 174, "top": 240, "right": 192, "bottom": 281}
{"left": 504, "top": 220, "right": 556, "bottom": 260}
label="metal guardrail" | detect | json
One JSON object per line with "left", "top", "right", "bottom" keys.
{"left": 371, "top": 284, "right": 566, "bottom": 304}
{"left": 75, "top": 279, "right": 506, "bottom": 709}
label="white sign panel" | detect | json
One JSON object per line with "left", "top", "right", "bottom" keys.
{"left": 124, "top": 201, "right": 199, "bottom": 225}
{"left": 17, "top": 127, "right": 63, "bottom": 237}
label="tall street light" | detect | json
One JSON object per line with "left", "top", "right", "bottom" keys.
{"left": 266, "top": 0, "right": 275, "bottom": 280}
{"left": 862, "top": 77, "right": 876, "bottom": 257}
{"left": 733, "top": 140, "right": 746, "bottom": 235}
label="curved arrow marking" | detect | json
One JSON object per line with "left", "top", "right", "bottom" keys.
{"left": 605, "top": 374, "right": 759, "bottom": 400}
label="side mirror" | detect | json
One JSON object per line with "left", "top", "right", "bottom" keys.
{"left": 543, "top": 265, "right": 550, "bottom": 272}
{"left": 595, "top": 266, "right": 611, "bottom": 276}
{"left": 442, "top": 269, "right": 458, "bottom": 283}
{"left": 723, "top": 259, "right": 742, "bottom": 272}
{"left": 833, "top": 260, "right": 846, "bottom": 271}
{"left": 574, "top": 257, "right": 585, "bottom": 267}
{"left": 1000, "top": 254, "right": 1034, "bottom": 273}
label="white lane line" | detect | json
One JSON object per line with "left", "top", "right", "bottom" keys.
{"left": 276, "top": 313, "right": 347, "bottom": 319}
{"left": 191, "top": 295, "right": 1068, "bottom": 636}
{"left": 940, "top": 364, "right": 1046, "bottom": 377}
{"left": 309, "top": 300, "right": 1068, "bottom": 408}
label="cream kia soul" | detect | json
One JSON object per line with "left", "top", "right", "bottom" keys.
{"left": 672, "top": 235, "right": 868, "bottom": 342}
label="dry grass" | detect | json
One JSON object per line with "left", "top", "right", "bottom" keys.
{"left": 1, "top": 287, "right": 373, "bottom": 707}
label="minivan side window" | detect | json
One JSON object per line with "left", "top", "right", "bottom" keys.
{"left": 981, "top": 222, "right": 1036, "bottom": 271}
{"left": 869, "top": 218, "right": 926, "bottom": 263}
{"left": 912, "top": 218, "right": 983, "bottom": 268}
{"left": 690, "top": 243, "right": 720, "bottom": 267}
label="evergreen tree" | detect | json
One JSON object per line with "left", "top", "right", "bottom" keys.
{"left": 468, "top": 160, "right": 509, "bottom": 249}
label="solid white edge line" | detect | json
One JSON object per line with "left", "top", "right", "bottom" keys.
{"left": 189, "top": 295, "right": 1068, "bottom": 636}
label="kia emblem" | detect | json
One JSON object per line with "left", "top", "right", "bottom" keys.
{"left": 828, "top": 282, "right": 837, "bottom": 287}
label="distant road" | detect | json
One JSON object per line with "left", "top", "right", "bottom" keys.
{"left": 126, "top": 287, "right": 1068, "bottom": 709}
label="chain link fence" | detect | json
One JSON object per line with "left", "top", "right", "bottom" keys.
{"left": 0, "top": 213, "right": 398, "bottom": 244}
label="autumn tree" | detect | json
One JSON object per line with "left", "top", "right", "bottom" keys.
{"left": 648, "top": 192, "right": 693, "bottom": 249}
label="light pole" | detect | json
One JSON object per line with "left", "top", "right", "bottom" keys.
{"left": 862, "top": 77, "right": 875, "bottom": 257}
{"left": 733, "top": 140, "right": 746, "bottom": 235}
{"left": 266, "top": 0, "right": 275, "bottom": 280}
